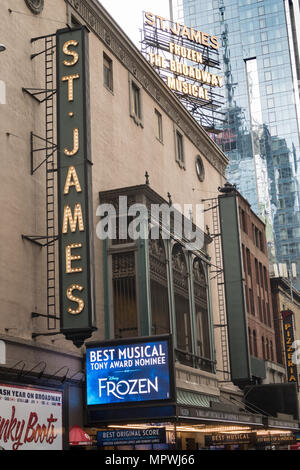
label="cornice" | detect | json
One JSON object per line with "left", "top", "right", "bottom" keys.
{"left": 65, "top": 0, "right": 228, "bottom": 177}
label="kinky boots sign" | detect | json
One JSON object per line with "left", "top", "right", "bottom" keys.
{"left": 56, "top": 27, "right": 96, "bottom": 347}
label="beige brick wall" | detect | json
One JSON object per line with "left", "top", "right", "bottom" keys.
{"left": 0, "top": 0, "right": 229, "bottom": 387}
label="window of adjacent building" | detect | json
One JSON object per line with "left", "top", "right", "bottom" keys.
{"left": 248, "top": 328, "right": 253, "bottom": 356}
{"left": 266, "top": 338, "right": 269, "bottom": 360}
{"left": 112, "top": 251, "right": 138, "bottom": 339}
{"left": 266, "top": 84, "right": 273, "bottom": 94}
{"left": 246, "top": 248, "right": 251, "bottom": 275}
{"left": 240, "top": 209, "right": 247, "bottom": 233}
{"left": 269, "top": 111, "right": 276, "bottom": 122}
{"left": 262, "top": 336, "right": 265, "bottom": 359}
{"left": 264, "top": 71, "right": 272, "bottom": 81}
{"left": 103, "top": 52, "right": 113, "bottom": 91}
{"left": 261, "top": 31, "right": 268, "bottom": 42}
{"left": 259, "top": 18, "right": 266, "bottom": 28}
{"left": 262, "top": 44, "right": 269, "bottom": 55}
{"left": 129, "top": 75, "right": 143, "bottom": 127}
{"left": 270, "top": 339, "right": 274, "bottom": 361}
{"left": 258, "top": 296, "right": 263, "bottom": 322}
{"left": 255, "top": 258, "right": 259, "bottom": 283}
{"left": 155, "top": 109, "right": 163, "bottom": 143}
{"left": 249, "top": 287, "right": 255, "bottom": 315}
{"left": 253, "top": 330, "right": 258, "bottom": 356}
{"left": 175, "top": 127, "right": 185, "bottom": 169}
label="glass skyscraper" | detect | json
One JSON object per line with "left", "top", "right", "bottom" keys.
{"left": 170, "top": 0, "right": 300, "bottom": 287}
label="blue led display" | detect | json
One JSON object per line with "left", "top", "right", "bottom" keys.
{"left": 86, "top": 339, "right": 171, "bottom": 406}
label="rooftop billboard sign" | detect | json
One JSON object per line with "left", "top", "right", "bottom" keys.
{"left": 141, "top": 12, "right": 224, "bottom": 129}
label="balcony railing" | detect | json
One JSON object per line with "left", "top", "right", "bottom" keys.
{"left": 175, "top": 348, "right": 216, "bottom": 373}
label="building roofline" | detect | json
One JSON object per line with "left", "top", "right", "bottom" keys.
{"left": 66, "top": 0, "right": 229, "bottom": 176}
{"left": 270, "top": 277, "right": 300, "bottom": 304}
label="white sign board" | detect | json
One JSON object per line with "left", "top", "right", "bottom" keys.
{"left": 0, "top": 383, "right": 63, "bottom": 450}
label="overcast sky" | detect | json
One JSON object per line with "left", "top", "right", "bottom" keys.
{"left": 99, "top": 0, "right": 171, "bottom": 47}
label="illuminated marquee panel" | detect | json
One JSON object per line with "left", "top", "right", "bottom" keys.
{"left": 86, "top": 336, "right": 175, "bottom": 407}
{"left": 56, "top": 27, "right": 95, "bottom": 347}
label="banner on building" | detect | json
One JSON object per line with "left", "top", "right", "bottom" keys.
{"left": 86, "top": 335, "right": 175, "bottom": 407}
{"left": 56, "top": 26, "right": 96, "bottom": 347}
{"left": 282, "top": 310, "right": 298, "bottom": 384}
{"left": 0, "top": 383, "right": 63, "bottom": 450}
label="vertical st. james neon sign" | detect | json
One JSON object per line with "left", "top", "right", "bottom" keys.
{"left": 56, "top": 27, "right": 96, "bottom": 347}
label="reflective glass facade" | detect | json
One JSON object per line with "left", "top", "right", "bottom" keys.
{"left": 172, "top": 0, "right": 300, "bottom": 287}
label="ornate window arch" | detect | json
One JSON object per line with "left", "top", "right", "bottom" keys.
{"left": 172, "top": 243, "right": 192, "bottom": 355}
{"left": 193, "top": 257, "right": 212, "bottom": 368}
{"left": 149, "top": 238, "right": 170, "bottom": 335}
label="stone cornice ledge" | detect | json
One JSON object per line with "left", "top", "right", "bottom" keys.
{"left": 66, "top": 0, "right": 228, "bottom": 177}
{"left": 0, "top": 333, "right": 83, "bottom": 359}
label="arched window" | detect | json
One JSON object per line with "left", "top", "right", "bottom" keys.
{"left": 193, "top": 258, "right": 211, "bottom": 366}
{"left": 253, "top": 330, "right": 258, "bottom": 356}
{"left": 149, "top": 238, "right": 170, "bottom": 335}
{"left": 172, "top": 244, "right": 192, "bottom": 357}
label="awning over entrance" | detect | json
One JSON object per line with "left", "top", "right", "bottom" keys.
{"left": 69, "top": 426, "right": 93, "bottom": 446}
{"left": 177, "top": 389, "right": 219, "bottom": 408}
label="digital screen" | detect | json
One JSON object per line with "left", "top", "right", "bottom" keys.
{"left": 86, "top": 338, "right": 171, "bottom": 406}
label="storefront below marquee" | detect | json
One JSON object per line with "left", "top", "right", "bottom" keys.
{"left": 80, "top": 402, "right": 300, "bottom": 450}
{"left": 81, "top": 420, "right": 298, "bottom": 451}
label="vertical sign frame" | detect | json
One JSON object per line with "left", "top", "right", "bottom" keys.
{"left": 218, "top": 193, "right": 252, "bottom": 385}
{"left": 56, "top": 26, "right": 96, "bottom": 347}
{"left": 282, "top": 310, "right": 298, "bottom": 384}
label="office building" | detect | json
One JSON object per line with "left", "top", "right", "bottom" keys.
{"left": 172, "top": 0, "right": 300, "bottom": 288}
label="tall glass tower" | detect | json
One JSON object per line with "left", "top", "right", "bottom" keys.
{"left": 170, "top": 0, "right": 300, "bottom": 287}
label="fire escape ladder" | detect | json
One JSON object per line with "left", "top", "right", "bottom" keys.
{"left": 45, "top": 35, "right": 57, "bottom": 331}
{"left": 212, "top": 199, "right": 230, "bottom": 381}
{"left": 22, "top": 34, "right": 59, "bottom": 336}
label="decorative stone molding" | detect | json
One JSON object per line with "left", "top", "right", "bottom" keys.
{"left": 65, "top": 0, "right": 228, "bottom": 176}
{"left": 175, "top": 363, "right": 220, "bottom": 396}
{"left": 24, "top": 0, "right": 44, "bottom": 14}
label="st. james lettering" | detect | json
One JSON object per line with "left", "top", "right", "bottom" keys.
{"left": 56, "top": 27, "right": 95, "bottom": 347}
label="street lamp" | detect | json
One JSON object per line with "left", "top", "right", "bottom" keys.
{"left": 0, "top": 44, "right": 6, "bottom": 52}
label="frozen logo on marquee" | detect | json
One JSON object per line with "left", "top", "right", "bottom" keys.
{"left": 98, "top": 377, "right": 159, "bottom": 401}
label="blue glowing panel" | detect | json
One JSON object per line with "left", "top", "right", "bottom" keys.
{"left": 86, "top": 339, "right": 171, "bottom": 406}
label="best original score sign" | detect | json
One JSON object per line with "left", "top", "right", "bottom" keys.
{"left": 86, "top": 336, "right": 174, "bottom": 406}
{"left": 143, "top": 12, "right": 223, "bottom": 102}
{"left": 97, "top": 428, "right": 166, "bottom": 447}
{"left": 0, "top": 384, "right": 63, "bottom": 450}
{"left": 56, "top": 27, "right": 95, "bottom": 347}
